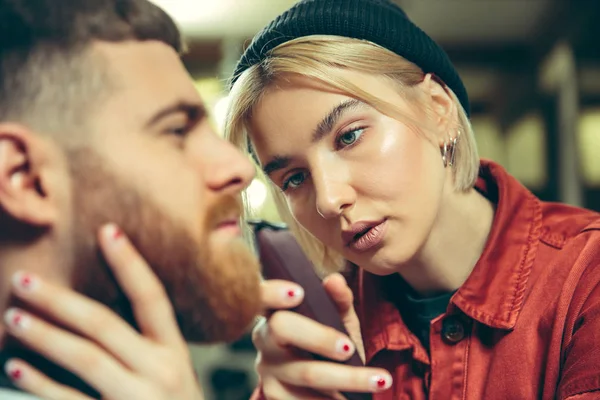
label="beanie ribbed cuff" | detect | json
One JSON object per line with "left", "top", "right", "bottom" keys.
{"left": 231, "top": 0, "right": 470, "bottom": 116}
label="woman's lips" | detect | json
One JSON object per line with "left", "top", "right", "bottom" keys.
{"left": 344, "top": 219, "right": 388, "bottom": 252}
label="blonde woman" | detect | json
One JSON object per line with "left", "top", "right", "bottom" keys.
{"left": 226, "top": 0, "right": 600, "bottom": 399}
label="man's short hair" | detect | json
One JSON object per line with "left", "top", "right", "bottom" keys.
{"left": 0, "top": 0, "right": 184, "bottom": 139}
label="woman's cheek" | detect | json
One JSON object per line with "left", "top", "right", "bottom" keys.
{"left": 290, "top": 198, "right": 325, "bottom": 235}
{"left": 289, "top": 195, "right": 312, "bottom": 225}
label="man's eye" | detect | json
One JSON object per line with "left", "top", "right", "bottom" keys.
{"left": 167, "top": 126, "right": 189, "bottom": 136}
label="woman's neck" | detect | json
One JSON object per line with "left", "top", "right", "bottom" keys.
{"left": 399, "top": 187, "right": 495, "bottom": 297}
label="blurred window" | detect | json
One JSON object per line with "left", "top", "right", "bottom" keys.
{"left": 505, "top": 113, "right": 547, "bottom": 190}
{"left": 578, "top": 107, "right": 600, "bottom": 187}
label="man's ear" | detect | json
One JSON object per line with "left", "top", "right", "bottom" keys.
{"left": 0, "top": 124, "right": 58, "bottom": 227}
{"left": 418, "top": 74, "right": 457, "bottom": 144}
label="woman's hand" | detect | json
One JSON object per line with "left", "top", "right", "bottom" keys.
{"left": 3, "top": 224, "right": 204, "bottom": 400}
{"left": 254, "top": 274, "right": 393, "bottom": 399}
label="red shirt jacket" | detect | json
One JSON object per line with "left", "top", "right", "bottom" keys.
{"left": 350, "top": 160, "right": 600, "bottom": 399}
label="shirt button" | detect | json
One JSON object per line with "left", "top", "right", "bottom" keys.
{"left": 442, "top": 316, "right": 465, "bottom": 344}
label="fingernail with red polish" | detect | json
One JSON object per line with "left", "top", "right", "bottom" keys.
{"left": 335, "top": 338, "right": 354, "bottom": 355}
{"left": 370, "top": 374, "right": 392, "bottom": 391}
{"left": 284, "top": 287, "right": 304, "bottom": 300}
{"left": 4, "top": 309, "right": 30, "bottom": 331}
{"left": 11, "top": 271, "right": 39, "bottom": 292}
{"left": 5, "top": 360, "right": 23, "bottom": 381}
{"left": 105, "top": 224, "right": 123, "bottom": 241}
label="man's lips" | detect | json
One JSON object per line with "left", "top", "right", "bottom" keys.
{"left": 341, "top": 220, "right": 385, "bottom": 246}
{"left": 214, "top": 218, "right": 241, "bottom": 235}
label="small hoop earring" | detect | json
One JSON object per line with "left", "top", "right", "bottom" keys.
{"left": 441, "top": 130, "right": 460, "bottom": 168}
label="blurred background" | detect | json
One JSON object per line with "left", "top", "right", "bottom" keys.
{"left": 147, "top": 0, "right": 600, "bottom": 398}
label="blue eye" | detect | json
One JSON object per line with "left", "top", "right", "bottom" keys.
{"left": 337, "top": 127, "right": 365, "bottom": 148}
{"left": 282, "top": 171, "right": 307, "bottom": 191}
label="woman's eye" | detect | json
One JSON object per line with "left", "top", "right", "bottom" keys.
{"left": 283, "top": 172, "right": 307, "bottom": 191}
{"left": 337, "top": 128, "right": 364, "bottom": 147}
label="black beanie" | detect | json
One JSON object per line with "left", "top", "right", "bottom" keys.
{"left": 230, "top": 0, "right": 470, "bottom": 116}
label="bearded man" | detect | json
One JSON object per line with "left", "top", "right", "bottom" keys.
{"left": 0, "top": 1, "right": 264, "bottom": 398}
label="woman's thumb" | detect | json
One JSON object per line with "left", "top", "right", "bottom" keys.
{"left": 323, "top": 272, "right": 365, "bottom": 363}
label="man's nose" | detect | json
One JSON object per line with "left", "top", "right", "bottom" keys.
{"left": 199, "top": 135, "right": 256, "bottom": 196}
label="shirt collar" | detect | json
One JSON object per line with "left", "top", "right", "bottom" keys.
{"left": 451, "top": 160, "right": 542, "bottom": 330}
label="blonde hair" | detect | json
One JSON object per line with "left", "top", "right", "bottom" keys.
{"left": 225, "top": 35, "right": 479, "bottom": 274}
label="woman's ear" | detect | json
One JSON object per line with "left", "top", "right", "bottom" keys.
{"left": 0, "top": 124, "right": 59, "bottom": 228}
{"left": 418, "top": 73, "right": 457, "bottom": 145}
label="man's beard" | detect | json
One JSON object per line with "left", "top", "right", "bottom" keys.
{"left": 68, "top": 150, "right": 262, "bottom": 343}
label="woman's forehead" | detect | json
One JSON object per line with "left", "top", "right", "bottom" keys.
{"left": 251, "top": 81, "right": 357, "bottom": 133}
{"left": 249, "top": 71, "right": 417, "bottom": 136}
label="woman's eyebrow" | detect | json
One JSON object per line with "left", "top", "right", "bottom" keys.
{"left": 262, "top": 99, "right": 366, "bottom": 178}
{"left": 312, "top": 99, "right": 364, "bottom": 143}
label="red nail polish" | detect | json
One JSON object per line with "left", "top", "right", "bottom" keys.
{"left": 12, "top": 271, "right": 38, "bottom": 292}
{"left": 20, "top": 274, "right": 32, "bottom": 289}
{"left": 112, "top": 227, "right": 123, "bottom": 240}
{"left": 370, "top": 375, "right": 391, "bottom": 391}
{"left": 5, "top": 360, "right": 23, "bottom": 382}
{"left": 12, "top": 313, "right": 23, "bottom": 327}
{"left": 5, "top": 309, "right": 28, "bottom": 330}
{"left": 286, "top": 287, "right": 304, "bottom": 299}
{"left": 10, "top": 368, "right": 22, "bottom": 380}
{"left": 336, "top": 339, "right": 354, "bottom": 354}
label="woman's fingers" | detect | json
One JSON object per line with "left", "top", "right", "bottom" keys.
{"left": 322, "top": 273, "right": 365, "bottom": 363}
{"left": 3, "top": 308, "right": 144, "bottom": 399}
{"left": 98, "top": 224, "right": 184, "bottom": 346}
{"left": 252, "top": 287, "right": 392, "bottom": 397}
{"left": 9, "top": 270, "right": 150, "bottom": 372}
{"left": 260, "top": 279, "right": 305, "bottom": 310}
{"left": 322, "top": 273, "right": 355, "bottom": 321}
{"left": 263, "top": 359, "right": 392, "bottom": 394}
{"left": 262, "top": 376, "right": 344, "bottom": 400}
{"left": 4, "top": 359, "right": 94, "bottom": 400}
{"left": 5, "top": 225, "right": 204, "bottom": 400}
{"left": 255, "top": 310, "right": 357, "bottom": 363}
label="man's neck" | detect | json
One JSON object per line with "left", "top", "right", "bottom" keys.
{"left": 0, "top": 237, "right": 73, "bottom": 321}
{"left": 0, "top": 239, "right": 97, "bottom": 396}
{"left": 400, "top": 187, "right": 495, "bottom": 296}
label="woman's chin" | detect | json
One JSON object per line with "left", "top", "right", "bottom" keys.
{"left": 350, "top": 257, "right": 405, "bottom": 276}
{"left": 348, "top": 246, "right": 416, "bottom": 276}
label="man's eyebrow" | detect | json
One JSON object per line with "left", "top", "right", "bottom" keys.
{"left": 312, "top": 99, "right": 364, "bottom": 143}
{"left": 145, "top": 101, "right": 207, "bottom": 128}
{"left": 262, "top": 155, "right": 291, "bottom": 178}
